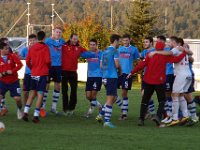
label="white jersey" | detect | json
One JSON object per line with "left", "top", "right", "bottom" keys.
{"left": 171, "top": 47, "right": 191, "bottom": 77}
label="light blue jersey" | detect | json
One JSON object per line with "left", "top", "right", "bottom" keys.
{"left": 87, "top": 50, "right": 102, "bottom": 78}
{"left": 45, "top": 37, "right": 65, "bottom": 66}
{"left": 140, "top": 48, "right": 155, "bottom": 59}
{"left": 20, "top": 47, "right": 31, "bottom": 74}
{"left": 101, "top": 46, "right": 119, "bottom": 78}
{"left": 118, "top": 45, "right": 139, "bottom": 74}
{"left": 165, "top": 47, "right": 174, "bottom": 75}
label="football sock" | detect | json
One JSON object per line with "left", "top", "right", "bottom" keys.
{"left": 104, "top": 105, "right": 113, "bottom": 123}
{"left": 179, "top": 96, "right": 189, "bottom": 118}
{"left": 122, "top": 97, "right": 128, "bottom": 115}
{"left": 172, "top": 97, "right": 179, "bottom": 120}
{"left": 24, "top": 105, "right": 30, "bottom": 114}
{"left": 34, "top": 108, "right": 40, "bottom": 117}
{"left": 52, "top": 90, "right": 60, "bottom": 110}
{"left": 115, "top": 96, "right": 123, "bottom": 108}
{"left": 42, "top": 90, "right": 48, "bottom": 109}
{"left": 188, "top": 100, "right": 197, "bottom": 119}
{"left": 148, "top": 99, "right": 155, "bottom": 114}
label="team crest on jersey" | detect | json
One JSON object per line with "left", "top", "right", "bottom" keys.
{"left": 75, "top": 47, "right": 78, "bottom": 51}
{"left": 7, "top": 60, "right": 11, "bottom": 64}
{"left": 54, "top": 46, "right": 61, "bottom": 51}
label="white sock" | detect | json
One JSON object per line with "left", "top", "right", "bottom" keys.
{"left": 179, "top": 96, "right": 189, "bottom": 118}
{"left": 52, "top": 90, "right": 60, "bottom": 110}
{"left": 34, "top": 108, "right": 40, "bottom": 117}
{"left": 24, "top": 105, "right": 30, "bottom": 114}
{"left": 172, "top": 97, "right": 179, "bottom": 120}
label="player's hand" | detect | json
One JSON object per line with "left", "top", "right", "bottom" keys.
{"left": 177, "top": 46, "right": 185, "bottom": 52}
{"left": 6, "top": 70, "right": 12, "bottom": 75}
{"left": 126, "top": 73, "right": 132, "bottom": 79}
{"left": 148, "top": 51, "right": 157, "bottom": 58}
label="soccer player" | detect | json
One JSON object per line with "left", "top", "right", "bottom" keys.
{"left": 157, "top": 35, "right": 174, "bottom": 124}
{"left": 140, "top": 37, "right": 156, "bottom": 118}
{"left": 149, "top": 36, "right": 192, "bottom": 126}
{"left": 96, "top": 34, "right": 121, "bottom": 128}
{"left": 20, "top": 34, "right": 37, "bottom": 105}
{"left": 0, "top": 42, "right": 23, "bottom": 119}
{"left": 127, "top": 41, "right": 186, "bottom": 126}
{"left": 84, "top": 39, "right": 102, "bottom": 118}
{"left": 23, "top": 31, "right": 51, "bottom": 123}
{"left": 117, "top": 34, "right": 139, "bottom": 120}
{"left": 62, "top": 33, "right": 95, "bottom": 116}
{"left": 41, "top": 26, "right": 65, "bottom": 116}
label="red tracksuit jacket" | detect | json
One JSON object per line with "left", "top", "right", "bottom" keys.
{"left": 26, "top": 42, "right": 51, "bottom": 76}
{"left": 131, "top": 51, "right": 186, "bottom": 85}
{"left": 62, "top": 41, "right": 87, "bottom": 71}
{"left": 0, "top": 53, "right": 23, "bottom": 84}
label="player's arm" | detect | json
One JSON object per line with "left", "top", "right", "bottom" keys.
{"left": 26, "top": 49, "right": 32, "bottom": 69}
{"left": 148, "top": 50, "right": 173, "bottom": 58}
{"left": 46, "top": 46, "right": 51, "bottom": 68}
{"left": 127, "top": 56, "right": 149, "bottom": 79}
{"left": 8, "top": 53, "right": 23, "bottom": 74}
{"left": 80, "top": 47, "right": 96, "bottom": 58}
{"left": 166, "top": 51, "right": 186, "bottom": 63}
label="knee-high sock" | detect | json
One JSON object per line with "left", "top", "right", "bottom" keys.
{"left": 52, "top": 90, "right": 60, "bottom": 110}
{"left": 179, "top": 96, "right": 189, "bottom": 118}
{"left": 188, "top": 100, "right": 197, "bottom": 119}
{"left": 104, "top": 105, "right": 113, "bottom": 123}
{"left": 122, "top": 97, "right": 128, "bottom": 115}
{"left": 172, "top": 96, "right": 179, "bottom": 120}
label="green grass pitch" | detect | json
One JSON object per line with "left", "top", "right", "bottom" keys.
{"left": 0, "top": 82, "right": 200, "bottom": 150}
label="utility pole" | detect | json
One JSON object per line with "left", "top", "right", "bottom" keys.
{"left": 27, "top": 2, "right": 31, "bottom": 46}
{"left": 51, "top": 3, "right": 55, "bottom": 35}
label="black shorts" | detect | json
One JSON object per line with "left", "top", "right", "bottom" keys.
{"left": 23, "top": 74, "right": 31, "bottom": 91}
{"left": 103, "top": 78, "right": 118, "bottom": 96}
{"left": 185, "top": 75, "right": 195, "bottom": 94}
{"left": 31, "top": 76, "right": 48, "bottom": 92}
{"left": 118, "top": 73, "right": 133, "bottom": 90}
{"left": 165, "top": 74, "right": 175, "bottom": 92}
{"left": 85, "top": 77, "right": 102, "bottom": 91}
{"left": 47, "top": 66, "right": 62, "bottom": 83}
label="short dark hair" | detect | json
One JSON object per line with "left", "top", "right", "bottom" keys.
{"left": 144, "top": 36, "right": 154, "bottom": 44}
{"left": 157, "top": 35, "right": 166, "bottom": 42}
{"left": 122, "top": 34, "right": 131, "bottom": 39}
{"left": 89, "top": 38, "right": 97, "bottom": 44}
{"left": 0, "top": 37, "right": 8, "bottom": 43}
{"left": 37, "top": 31, "right": 46, "bottom": 41}
{"left": 110, "top": 34, "right": 121, "bottom": 44}
{"left": 170, "top": 36, "right": 179, "bottom": 43}
{"left": 70, "top": 33, "right": 78, "bottom": 39}
{"left": 178, "top": 37, "right": 184, "bottom": 46}
{"left": 29, "top": 34, "right": 37, "bottom": 39}
{"left": 0, "top": 42, "right": 8, "bottom": 50}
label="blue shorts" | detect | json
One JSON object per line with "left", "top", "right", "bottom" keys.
{"left": 23, "top": 74, "right": 31, "bottom": 91}
{"left": 31, "top": 76, "right": 48, "bottom": 92}
{"left": 165, "top": 74, "right": 175, "bottom": 92}
{"left": 85, "top": 77, "right": 102, "bottom": 91}
{"left": 48, "top": 66, "right": 62, "bottom": 83}
{"left": 118, "top": 73, "right": 133, "bottom": 90}
{"left": 0, "top": 80, "right": 21, "bottom": 97}
{"left": 185, "top": 75, "right": 195, "bottom": 94}
{"left": 103, "top": 78, "right": 118, "bottom": 96}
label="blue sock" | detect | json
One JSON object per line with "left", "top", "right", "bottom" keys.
{"left": 115, "top": 96, "right": 123, "bottom": 108}
{"left": 42, "top": 90, "right": 48, "bottom": 109}
{"left": 122, "top": 97, "right": 128, "bottom": 115}
{"left": 104, "top": 105, "right": 112, "bottom": 123}
{"left": 34, "top": 108, "right": 40, "bottom": 117}
{"left": 90, "top": 99, "right": 97, "bottom": 107}
{"left": 148, "top": 100, "right": 155, "bottom": 114}
{"left": 99, "top": 105, "right": 105, "bottom": 116}
{"left": 52, "top": 90, "right": 60, "bottom": 110}
{"left": 167, "top": 97, "right": 172, "bottom": 117}
{"left": 188, "top": 100, "right": 197, "bottom": 119}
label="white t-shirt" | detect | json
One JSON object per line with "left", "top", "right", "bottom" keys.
{"left": 171, "top": 47, "right": 191, "bottom": 77}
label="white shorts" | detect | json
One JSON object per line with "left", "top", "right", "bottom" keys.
{"left": 172, "top": 75, "right": 192, "bottom": 93}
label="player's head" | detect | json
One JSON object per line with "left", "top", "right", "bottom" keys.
{"left": 52, "top": 25, "right": 63, "bottom": 40}
{"left": 0, "top": 37, "right": 9, "bottom": 45}
{"left": 28, "top": 34, "right": 37, "bottom": 47}
{"left": 89, "top": 39, "right": 98, "bottom": 51}
{"left": 37, "top": 31, "right": 46, "bottom": 42}
{"left": 110, "top": 34, "right": 121, "bottom": 48}
{"left": 0, "top": 42, "right": 9, "bottom": 55}
{"left": 122, "top": 34, "right": 131, "bottom": 47}
{"left": 178, "top": 37, "right": 184, "bottom": 46}
{"left": 144, "top": 36, "right": 153, "bottom": 49}
{"left": 155, "top": 41, "right": 165, "bottom": 51}
{"left": 157, "top": 35, "right": 166, "bottom": 43}
{"left": 169, "top": 36, "right": 179, "bottom": 48}
{"left": 70, "top": 33, "right": 78, "bottom": 45}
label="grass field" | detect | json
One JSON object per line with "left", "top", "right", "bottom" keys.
{"left": 0, "top": 82, "right": 200, "bottom": 150}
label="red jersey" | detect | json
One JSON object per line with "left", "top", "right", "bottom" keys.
{"left": 0, "top": 53, "right": 23, "bottom": 84}
{"left": 26, "top": 42, "right": 51, "bottom": 76}
{"left": 131, "top": 51, "right": 186, "bottom": 85}
{"left": 62, "top": 41, "right": 87, "bottom": 71}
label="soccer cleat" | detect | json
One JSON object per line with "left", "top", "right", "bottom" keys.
{"left": 96, "top": 115, "right": 103, "bottom": 124}
{"left": 179, "top": 117, "right": 189, "bottom": 126}
{"left": 167, "top": 120, "right": 180, "bottom": 127}
{"left": 32, "top": 116, "right": 40, "bottom": 123}
{"left": 118, "top": 114, "right": 128, "bottom": 121}
{"left": 161, "top": 116, "right": 172, "bottom": 124}
{"left": 87, "top": 107, "right": 95, "bottom": 115}
{"left": 151, "top": 115, "right": 161, "bottom": 126}
{"left": 50, "top": 108, "right": 62, "bottom": 116}
{"left": 103, "top": 122, "right": 116, "bottom": 128}
{"left": 40, "top": 108, "right": 47, "bottom": 118}
{"left": 138, "top": 118, "right": 144, "bottom": 126}
{"left": 17, "top": 109, "right": 23, "bottom": 120}
{"left": 0, "top": 107, "right": 8, "bottom": 116}
{"left": 22, "top": 113, "right": 29, "bottom": 122}
{"left": 185, "top": 117, "right": 199, "bottom": 127}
